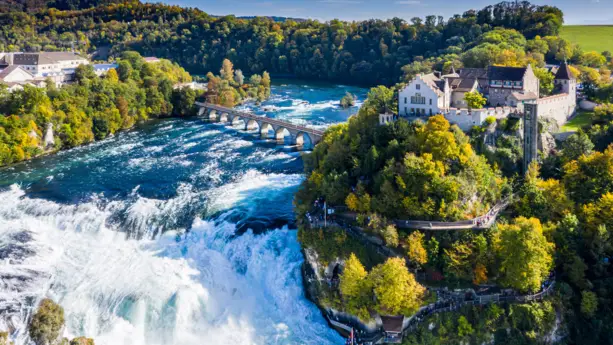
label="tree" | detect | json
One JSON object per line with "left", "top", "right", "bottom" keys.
{"left": 74, "top": 64, "right": 95, "bottom": 83}
{"left": 117, "top": 60, "right": 133, "bottom": 82}
{"left": 406, "top": 231, "right": 428, "bottom": 268}
{"left": 580, "top": 291, "right": 598, "bottom": 317}
{"left": 339, "top": 253, "right": 370, "bottom": 319}
{"left": 345, "top": 193, "right": 360, "bottom": 212}
{"left": 340, "top": 253, "right": 368, "bottom": 298}
{"left": 518, "top": 162, "right": 572, "bottom": 222}
{"left": 171, "top": 87, "right": 197, "bottom": 116}
{"left": 561, "top": 130, "right": 594, "bottom": 163}
{"left": 457, "top": 315, "right": 474, "bottom": 338}
{"left": 340, "top": 92, "right": 357, "bottom": 108}
{"left": 580, "top": 51, "right": 606, "bottom": 68}
{"left": 563, "top": 146, "right": 613, "bottom": 204}
{"left": 464, "top": 91, "right": 487, "bottom": 109}
{"left": 382, "top": 224, "right": 399, "bottom": 247}
{"left": 29, "top": 299, "right": 65, "bottom": 345}
{"left": 69, "top": 338, "right": 95, "bottom": 345}
{"left": 220, "top": 59, "right": 234, "bottom": 82}
{"left": 261, "top": 71, "right": 271, "bottom": 88}
{"left": 106, "top": 68, "right": 119, "bottom": 83}
{"left": 534, "top": 67, "right": 555, "bottom": 96}
{"left": 496, "top": 217, "right": 554, "bottom": 293}
{"left": 367, "top": 257, "right": 425, "bottom": 315}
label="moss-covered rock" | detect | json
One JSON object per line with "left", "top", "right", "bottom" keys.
{"left": 70, "top": 337, "right": 95, "bottom": 345}
{"left": 0, "top": 331, "right": 15, "bottom": 345}
{"left": 28, "top": 298, "right": 65, "bottom": 345}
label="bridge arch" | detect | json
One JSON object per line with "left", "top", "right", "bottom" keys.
{"left": 245, "top": 119, "right": 260, "bottom": 131}
{"left": 208, "top": 109, "right": 217, "bottom": 120}
{"left": 295, "top": 131, "right": 313, "bottom": 148}
{"left": 219, "top": 112, "right": 230, "bottom": 123}
{"left": 275, "top": 127, "right": 291, "bottom": 144}
{"left": 231, "top": 115, "right": 244, "bottom": 127}
{"left": 260, "top": 123, "right": 274, "bottom": 138}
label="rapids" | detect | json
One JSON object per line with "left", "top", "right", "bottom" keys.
{"left": 0, "top": 81, "right": 367, "bottom": 345}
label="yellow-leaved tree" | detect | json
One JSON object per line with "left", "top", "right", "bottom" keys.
{"left": 406, "top": 231, "right": 428, "bottom": 269}
{"left": 496, "top": 217, "right": 554, "bottom": 293}
{"left": 367, "top": 257, "right": 425, "bottom": 315}
{"left": 339, "top": 253, "right": 370, "bottom": 320}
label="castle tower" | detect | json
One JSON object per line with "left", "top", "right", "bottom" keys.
{"left": 554, "top": 60, "right": 577, "bottom": 120}
{"left": 554, "top": 61, "right": 576, "bottom": 95}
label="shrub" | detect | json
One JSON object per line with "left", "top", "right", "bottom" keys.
{"left": 29, "top": 299, "right": 65, "bottom": 345}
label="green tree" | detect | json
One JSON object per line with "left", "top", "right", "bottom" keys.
{"left": 340, "top": 92, "right": 356, "bottom": 108}
{"left": 457, "top": 315, "right": 474, "bottom": 338}
{"left": 561, "top": 130, "right": 594, "bottom": 163}
{"left": 464, "top": 91, "right": 487, "bottom": 109}
{"left": 580, "top": 291, "right": 598, "bottom": 317}
{"left": 534, "top": 67, "right": 555, "bottom": 96}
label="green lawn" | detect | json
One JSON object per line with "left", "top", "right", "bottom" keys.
{"left": 561, "top": 110, "right": 594, "bottom": 132}
{"left": 561, "top": 25, "right": 613, "bottom": 53}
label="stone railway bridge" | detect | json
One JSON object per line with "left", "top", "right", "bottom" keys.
{"left": 195, "top": 102, "right": 324, "bottom": 148}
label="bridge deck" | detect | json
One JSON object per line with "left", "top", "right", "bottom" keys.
{"left": 195, "top": 102, "right": 324, "bottom": 137}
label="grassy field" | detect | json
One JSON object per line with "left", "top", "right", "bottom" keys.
{"left": 561, "top": 26, "right": 613, "bottom": 53}
{"left": 561, "top": 110, "right": 594, "bottom": 132}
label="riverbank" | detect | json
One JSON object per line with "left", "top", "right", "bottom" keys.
{"left": 0, "top": 80, "right": 369, "bottom": 345}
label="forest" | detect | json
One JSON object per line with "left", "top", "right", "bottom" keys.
{"left": 0, "top": 51, "right": 195, "bottom": 166}
{"left": 0, "top": 1, "right": 566, "bottom": 86}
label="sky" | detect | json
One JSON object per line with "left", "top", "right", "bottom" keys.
{"left": 146, "top": 0, "right": 613, "bottom": 25}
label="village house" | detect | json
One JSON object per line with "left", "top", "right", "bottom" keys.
{"left": 396, "top": 62, "right": 577, "bottom": 130}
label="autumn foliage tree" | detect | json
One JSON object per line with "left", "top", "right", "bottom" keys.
{"left": 496, "top": 217, "right": 554, "bottom": 293}
{"left": 406, "top": 231, "right": 428, "bottom": 269}
{"left": 339, "top": 256, "right": 425, "bottom": 318}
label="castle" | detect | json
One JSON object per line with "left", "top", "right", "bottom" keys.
{"left": 395, "top": 62, "right": 577, "bottom": 131}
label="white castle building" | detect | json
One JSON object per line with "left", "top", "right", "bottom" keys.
{"left": 397, "top": 62, "right": 576, "bottom": 131}
{"left": 0, "top": 52, "right": 116, "bottom": 91}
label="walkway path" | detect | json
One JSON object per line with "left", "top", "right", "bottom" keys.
{"left": 332, "top": 197, "right": 510, "bottom": 231}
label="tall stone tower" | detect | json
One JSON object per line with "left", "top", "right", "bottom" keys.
{"left": 553, "top": 61, "right": 577, "bottom": 118}
{"left": 523, "top": 101, "right": 539, "bottom": 172}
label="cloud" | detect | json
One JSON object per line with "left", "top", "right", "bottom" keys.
{"left": 395, "top": 0, "right": 421, "bottom": 4}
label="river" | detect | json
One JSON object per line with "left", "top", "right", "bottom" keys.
{"left": 0, "top": 81, "right": 368, "bottom": 345}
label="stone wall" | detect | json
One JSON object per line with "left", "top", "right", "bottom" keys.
{"left": 536, "top": 93, "right": 576, "bottom": 126}
{"left": 443, "top": 106, "right": 517, "bottom": 131}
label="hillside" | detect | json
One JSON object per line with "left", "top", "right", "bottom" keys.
{"left": 561, "top": 25, "right": 613, "bottom": 53}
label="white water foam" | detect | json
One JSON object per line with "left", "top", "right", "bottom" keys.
{"left": 0, "top": 179, "right": 339, "bottom": 345}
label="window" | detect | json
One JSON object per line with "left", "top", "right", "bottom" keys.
{"left": 416, "top": 84, "right": 420, "bottom": 90}
{"left": 429, "top": 109, "right": 433, "bottom": 115}
{"left": 404, "top": 97, "right": 407, "bottom": 104}
{"left": 429, "top": 99, "right": 432, "bottom": 105}
{"left": 411, "top": 93, "right": 426, "bottom": 104}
